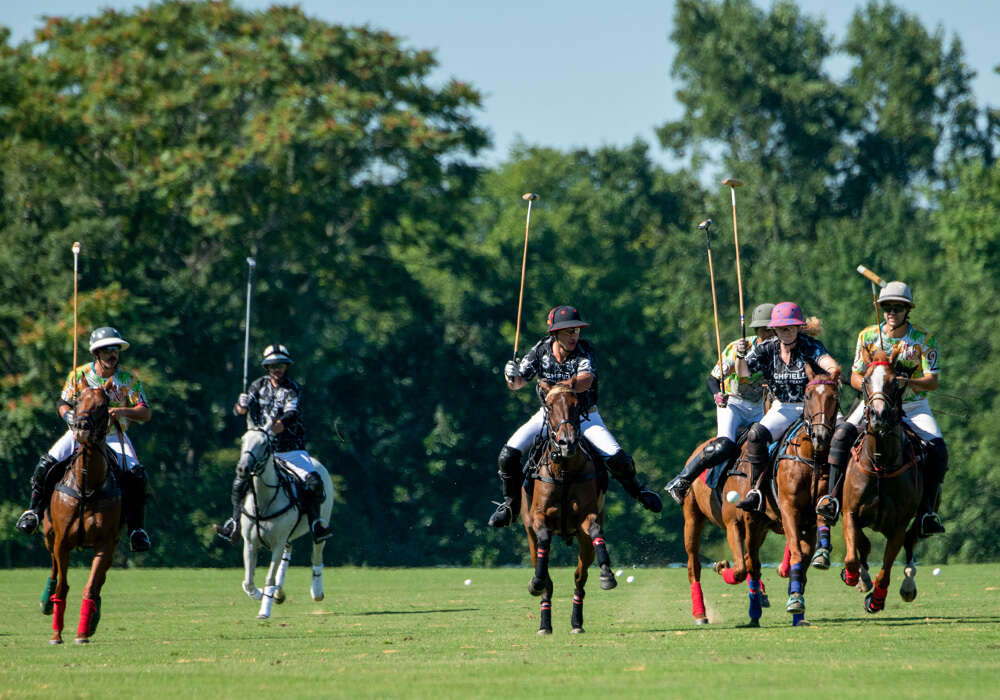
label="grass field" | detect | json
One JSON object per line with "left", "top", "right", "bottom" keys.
{"left": 0, "top": 561, "right": 998, "bottom": 698}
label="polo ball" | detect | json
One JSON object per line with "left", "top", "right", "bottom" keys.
{"left": 726, "top": 490, "right": 740, "bottom": 504}
{"left": 626, "top": 575, "right": 635, "bottom": 584}
{"left": 932, "top": 568, "right": 941, "bottom": 576}
{"left": 615, "top": 569, "right": 624, "bottom": 577}
{"left": 464, "top": 579, "right": 472, "bottom": 586}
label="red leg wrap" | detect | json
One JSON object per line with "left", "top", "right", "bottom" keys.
{"left": 51, "top": 597, "right": 66, "bottom": 632}
{"left": 77, "top": 597, "right": 98, "bottom": 638}
{"left": 844, "top": 569, "right": 860, "bottom": 586}
{"left": 778, "top": 544, "right": 791, "bottom": 578}
{"left": 722, "top": 567, "right": 739, "bottom": 585}
{"left": 691, "top": 581, "right": 706, "bottom": 619}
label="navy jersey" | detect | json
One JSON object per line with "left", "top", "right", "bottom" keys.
{"left": 246, "top": 375, "right": 306, "bottom": 452}
{"left": 517, "top": 337, "right": 599, "bottom": 412}
{"left": 745, "top": 335, "right": 830, "bottom": 403}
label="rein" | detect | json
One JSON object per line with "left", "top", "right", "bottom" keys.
{"left": 241, "top": 431, "right": 303, "bottom": 548}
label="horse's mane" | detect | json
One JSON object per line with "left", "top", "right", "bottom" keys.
{"left": 545, "top": 384, "right": 575, "bottom": 401}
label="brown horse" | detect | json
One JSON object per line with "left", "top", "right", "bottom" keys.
{"left": 681, "top": 374, "right": 838, "bottom": 626}
{"left": 41, "top": 380, "right": 123, "bottom": 644}
{"left": 521, "top": 385, "right": 617, "bottom": 635}
{"left": 841, "top": 348, "right": 923, "bottom": 613}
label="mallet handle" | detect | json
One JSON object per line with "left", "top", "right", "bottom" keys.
{"left": 513, "top": 194, "right": 538, "bottom": 358}
{"left": 72, "top": 242, "right": 80, "bottom": 392}
{"left": 726, "top": 181, "right": 746, "bottom": 339}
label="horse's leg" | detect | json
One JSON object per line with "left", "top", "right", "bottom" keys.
{"left": 684, "top": 502, "right": 709, "bottom": 625}
{"left": 744, "top": 522, "right": 768, "bottom": 627}
{"left": 242, "top": 536, "right": 262, "bottom": 600}
{"left": 777, "top": 490, "right": 810, "bottom": 623}
{"left": 717, "top": 517, "right": 748, "bottom": 586}
{"left": 841, "top": 506, "right": 861, "bottom": 587}
{"left": 310, "top": 539, "right": 325, "bottom": 602}
{"left": 257, "top": 546, "right": 285, "bottom": 619}
{"left": 273, "top": 544, "right": 292, "bottom": 605}
{"left": 856, "top": 530, "right": 873, "bottom": 592}
{"left": 866, "top": 527, "right": 905, "bottom": 614}
{"left": 583, "top": 514, "right": 616, "bottom": 591}
{"left": 528, "top": 523, "right": 551, "bottom": 597}
{"left": 49, "top": 535, "right": 70, "bottom": 645}
{"left": 572, "top": 519, "right": 597, "bottom": 634}
{"left": 538, "top": 578, "right": 554, "bottom": 636}
{"left": 41, "top": 550, "right": 57, "bottom": 616}
{"left": 76, "top": 539, "right": 115, "bottom": 644}
{"left": 778, "top": 543, "right": 791, "bottom": 578}
{"left": 899, "top": 520, "right": 920, "bottom": 603}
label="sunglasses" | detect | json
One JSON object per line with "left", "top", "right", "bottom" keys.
{"left": 881, "top": 304, "right": 908, "bottom": 314}
{"left": 557, "top": 328, "right": 581, "bottom": 335}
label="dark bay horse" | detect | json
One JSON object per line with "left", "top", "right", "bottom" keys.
{"left": 841, "top": 348, "right": 923, "bottom": 613}
{"left": 681, "top": 374, "right": 837, "bottom": 627}
{"left": 42, "top": 380, "right": 122, "bottom": 644}
{"left": 521, "top": 385, "right": 617, "bottom": 635}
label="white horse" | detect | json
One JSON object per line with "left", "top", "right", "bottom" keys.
{"left": 236, "top": 428, "right": 333, "bottom": 619}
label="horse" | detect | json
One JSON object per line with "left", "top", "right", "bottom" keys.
{"left": 41, "top": 380, "right": 122, "bottom": 644}
{"left": 236, "top": 428, "right": 334, "bottom": 619}
{"left": 521, "top": 385, "right": 617, "bottom": 635}
{"left": 841, "top": 347, "right": 923, "bottom": 613}
{"left": 680, "top": 373, "right": 838, "bottom": 627}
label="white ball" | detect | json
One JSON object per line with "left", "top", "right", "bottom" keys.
{"left": 464, "top": 579, "right": 472, "bottom": 586}
{"left": 932, "top": 568, "right": 941, "bottom": 576}
{"left": 726, "top": 490, "right": 740, "bottom": 504}
{"left": 615, "top": 569, "right": 624, "bottom": 577}
{"left": 626, "top": 575, "right": 635, "bottom": 584}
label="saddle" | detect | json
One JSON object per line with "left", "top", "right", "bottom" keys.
{"left": 52, "top": 445, "right": 124, "bottom": 503}
{"left": 522, "top": 429, "right": 607, "bottom": 509}
{"left": 850, "top": 423, "right": 926, "bottom": 477}
{"left": 699, "top": 421, "right": 795, "bottom": 505}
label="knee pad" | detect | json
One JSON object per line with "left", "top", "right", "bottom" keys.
{"left": 747, "top": 424, "right": 772, "bottom": 444}
{"left": 705, "top": 437, "right": 736, "bottom": 461}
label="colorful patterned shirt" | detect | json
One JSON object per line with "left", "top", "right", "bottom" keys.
{"left": 744, "top": 335, "right": 831, "bottom": 403}
{"left": 712, "top": 335, "right": 767, "bottom": 402}
{"left": 60, "top": 363, "right": 147, "bottom": 431}
{"left": 517, "top": 337, "right": 599, "bottom": 412}
{"left": 851, "top": 322, "right": 939, "bottom": 402}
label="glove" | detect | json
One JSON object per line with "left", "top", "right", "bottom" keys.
{"left": 714, "top": 392, "right": 728, "bottom": 408}
{"left": 504, "top": 360, "right": 520, "bottom": 382}
{"left": 237, "top": 393, "right": 250, "bottom": 408}
{"left": 62, "top": 409, "right": 75, "bottom": 427}
{"left": 735, "top": 339, "right": 751, "bottom": 358}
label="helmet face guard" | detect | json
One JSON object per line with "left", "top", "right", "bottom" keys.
{"left": 89, "top": 326, "right": 130, "bottom": 353}
{"left": 261, "top": 344, "right": 293, "bottom": 366}
{"left": 547, "top": 305, "right": 590, "bottom": 333}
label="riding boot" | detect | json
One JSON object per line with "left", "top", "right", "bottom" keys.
{"left": 816, "top": 423, "right": 858, "bottom": 524}
{"left": 488, "top": 446, "right": 523, "bottom": 528}
{"left": 737, "top": 425, "right": 771, "bottom": 512}
{"left": 918, "top": 438, "right": 948, "bottom": 537}
{"left": 606, "top": 451, "right": 663, "bottom": 513}
{"left": 15, "top": 455, "right": 60, "bottom": 534}
{"left": 665, "top": 437, "right": 736, "bottom": 505}
{"left": 302, "top": 473, "right": 332, "bottom": 543}
{"left": 123, "top": 467, "right": 151, "bottom": 553}
{"left": 214, "top": 473, "right": 251, "bottom": 542}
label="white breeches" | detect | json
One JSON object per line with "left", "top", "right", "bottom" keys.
{"left": 844, "top": 397, "right": 942, "bottom": 441}
{"left": 758, "top": 400, "right": 804, "bottom": 441}
{"left": 48, "top": 429, "right": 141, "bottom": 471}
{"left": 506, "top": 407, "right": 622, "bottom": 457}
{"left": 716, "top": 396, "right": 765, "bottom": 441}
{"left": 275, "top": 450, "right": 322, "bottom": 481}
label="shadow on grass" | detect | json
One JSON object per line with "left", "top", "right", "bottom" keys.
{"left": 359, "top": 608, "right": 479, "bottom": 616}
{"left": 803, "top": 614, "right": 1000, "bottom": 627}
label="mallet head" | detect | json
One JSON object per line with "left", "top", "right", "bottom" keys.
{"left": 72, "top": 241, "right": 81, "bottom": 254}
{"left": 247, "top": 257, "right": 256, "bottom": 268}
{"left": 722, "top": 178, "right": 743, "bottom": 188}
{"left": 522, "top": 193, "right": 539, "bottom": 201}
{"left": 698, "top": 219, "right": 713, "bottom": 230}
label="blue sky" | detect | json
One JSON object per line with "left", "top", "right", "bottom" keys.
{"left": 5, "top": 1, "right": 998, "bottom": 170}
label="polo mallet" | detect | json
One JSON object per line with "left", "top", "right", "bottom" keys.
{"left": 857, "top": 265, "right": 886, "bottom": 350}
{"left": 513, "top": 193, "right": 539, "bottom": 359}
{"left": 242, "top": 257, "right": 256, "bottom": 392}
{"left": 722, "top": 178, "right": 746, "bottom": 340}
{"left": 699, "top": 219, "right": 725, "bottom": 381}
{"left": 71, "top": 241, "right": 81, "bottom": 400}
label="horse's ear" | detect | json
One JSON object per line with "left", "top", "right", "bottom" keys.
{"left": 805, "top": 364, "right": 816, "bottom": 381}
{"left": 102, "top": 377, "right": 115, "bottom": 394}
{"left": 889, "top": 343, "right": 903, "bottom": 366}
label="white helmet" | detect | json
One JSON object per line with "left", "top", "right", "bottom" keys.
{"left": 878, "top": 281, "right": 914, "bottom": 307}
{"left": 89, "top": 326, "right": 131, "bottom": 352}
{"left": 261, "top": 344, "right": 294, "bottom": 366}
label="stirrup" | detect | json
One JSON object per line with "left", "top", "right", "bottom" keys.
{"left": 129, "top": 528, "right": 151, "bottom": 553}
{"left": 664, "top": 477, "right": 690, "bottom": 505}
{"left": 487, "top": 499, "right": 514, "bottom": 528}
{"left": 15, "top": 510, "right": 40, "bottom": 535}
{"left": 214, "top": 517, "right": 239, "bottom": 543}
{"left": 920, "top": 512, "right": 945, "bottom": 537}
{"left": 736, "top": 489, "right": 762, "bottom": 512}
{"left": 816, "top": 495, "right": 840, "bottom": 523}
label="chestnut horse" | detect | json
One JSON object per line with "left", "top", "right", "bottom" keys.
{"left": 841, "top": 348, "right": 923, "bottom": 613}
{"left": 41, "top": 380, "right": 123, "bottom": 644}
{"left": 521, "top": 385, "right": 617, "bottom": 635}
{"left": 681, "top": 374, "right": 838, "bottom": 627}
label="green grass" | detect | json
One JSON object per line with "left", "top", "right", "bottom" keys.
{"left": 0, "top": 563, "right": 998, "bottom": 698}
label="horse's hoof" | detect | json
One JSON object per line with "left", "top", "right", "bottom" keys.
{"left": 742, "top": 619, "right": 760, "bottom": 628}
{"left": 571, "top": 627, "right": 585, "bottom": 634}
{"left": 528, "top": 579, "right": 545, "bottom": 596}
{"left": 785, "top": 594, "right": 805, "bottom": 614}
{"left": 537, "top": 628, "right": 553, "bottom": 636}
{"left": 864, "top": 593, "right": 883, "bottom": 614}
{"left": 858, "top": 568, "right": 873, "bottom": 593}
{"left": 840, "top": 568, "right": 860, "bottom": 587}
{"left": 712, "top": 561, "right": 731, "bottom": 574}
{"left": 778, "top": 564, "right": 790, "bottom": 578}
{"left": 761, "top": 594, "right": 770, "bottom": 608}
{"left": 74, "top": 637, "right": 90, "bottom": 645}
{"left": 811, "top": 548, "right": 831, "bottom": 570}
{"left": 793, "top": 619, "right": 812, "bottom": 627}
{"left": 312, "top": 592, "right": 324, "bottom": 602}
{"left": 256, "top": 613, "right": 270, "bottom": 620}
{"left": 600, "top": 575, "right": 617, "bottom": 591}
{"left": 274, "top": 589, "right": 286, "bottom": 605}
{"left": 694, "top": 618, "right": 709, "bottom": 626}
{"left": 900, "top": 588, "right": 917, "bottom": 603}
{"left": 49, "top": 639, "right": 63, "bottom": 645}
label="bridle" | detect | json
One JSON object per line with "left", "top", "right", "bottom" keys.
{"left": 240, "top": 428, "right": 275, "bottom": 480}
{"left": 861, "top": 361, "right": 901, "bottom": 435}
{"left": 803, "top": 378, "right": 837, "bottom": 445}
{"left": 543, "top": 388, "right": 581, "bottom": 460}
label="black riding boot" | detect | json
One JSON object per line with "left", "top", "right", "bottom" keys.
{"left": 665, "top": 437, "right": 736, "bottom": 505}
{"left": 15, "top": 454, "right": 61, "bottom": 534}
{"left": 302, "top": 472, "right": 332, "bottom": 543}
{"left": 606, "top": 451, "right": 663, "bottom": 513}
{"left": 737, "top": 425, "right": 771, "bottom": 512}
{"left": 123, "top": 466, "right": 151, "bottom": 552}
{"left": 816, "top": 423, "right": 858, "bottom": 524}
{"left": 214, "top": 473, "right": 251, "bottom": 542}
{"left": 918, "top": 438, "right": 948, "bottom": 537}
{"left": 488, "top": 446, "right": 523, "bottom": 528}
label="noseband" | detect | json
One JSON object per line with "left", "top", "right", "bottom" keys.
{"left": 803, "top": 378, "right": 837, "bottom": 443}
{"left": 862, "top": 361, "right": 901, "bottom": 434}
{"left": 241, "top": 429, "right": 274, "bottom": 477}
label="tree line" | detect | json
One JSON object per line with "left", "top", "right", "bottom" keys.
{"left": 1, "top": 0, "right": 997, "bottom": 568}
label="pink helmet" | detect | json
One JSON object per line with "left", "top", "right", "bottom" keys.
{"left": 768, "top": 302, "right": 805, "bottom": 328}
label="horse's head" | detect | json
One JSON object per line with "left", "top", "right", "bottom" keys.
{"left": 803, "top": 372, "right": 839, "bottom": 455}
{"left": 544, "top": 385, "right": 581, "bottom": 461}
{"left": 71, "top": 381, "right": 111, "bottom": 446}
{"left": 237, "top": 428, "right": 274, "bottom": 479}
{"left": 862, "top": 347, "right": 903, "bottom": 435}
